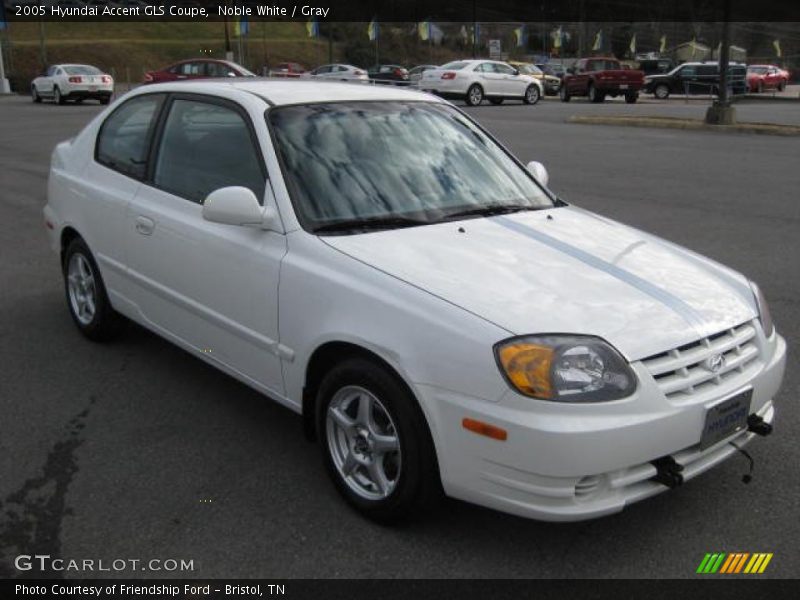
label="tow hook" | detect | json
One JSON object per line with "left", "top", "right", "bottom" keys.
{"left": 747, "top": 414, "right": 773, "bottom": 437}
{"left": 650, "top": 456, "right": 684, "bottom": 489}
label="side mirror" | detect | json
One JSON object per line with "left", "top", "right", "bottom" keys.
{"left": 512, "top": 68, "right": 520, "bottom": 76}
{"left": 526, "top": 161, "right": 549, "bottom": 187}
{"left": 202, "top": 186, "right": 279, "bottom": 231}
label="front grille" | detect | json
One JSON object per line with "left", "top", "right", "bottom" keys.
{"left": 641, "top": 321, "right": 760, "bottom": 399}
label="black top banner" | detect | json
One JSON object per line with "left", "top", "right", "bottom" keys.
{"left": 3, "top": 0, "right": 798, "bottom": 23}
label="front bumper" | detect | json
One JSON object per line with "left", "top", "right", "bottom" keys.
{"left": 420, "top": 332, "right": 786, "bottom": 521}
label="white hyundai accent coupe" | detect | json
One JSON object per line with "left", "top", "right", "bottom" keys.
{"left": 44, "top": 80, "right": 786, "bottom": 522}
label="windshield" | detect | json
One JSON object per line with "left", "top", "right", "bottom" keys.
{"left": 748, "top": 66, "right": 768, "bottom": 74}
{"left": 64, "top": 65, "right": 102, "bottom": 75}
{"left": 268, "top": 101, "right": 553, "bottom": 233}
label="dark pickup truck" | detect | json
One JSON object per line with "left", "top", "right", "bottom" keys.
{"left": 560, "top": 57, "right": 645, "bottom": 103}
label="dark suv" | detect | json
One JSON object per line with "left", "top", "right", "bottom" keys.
{"left": 644, "top": 62, "right": 747, "bottom": 99}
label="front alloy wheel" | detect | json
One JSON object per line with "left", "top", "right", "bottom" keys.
{"left": 654, "top": 83, "right": 669, "bottom": 100}
{"left": 326, "top": 386, "right": 401, "bottom": 500}
{"left": 317, "top": 358, "right": 441, "bottom": 522}
{"left": 524, "top": 84, "right": 541, "bottom": 105}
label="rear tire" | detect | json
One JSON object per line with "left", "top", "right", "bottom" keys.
{"left": 523, "top": 84, "right": 541, "bottom": 105}
{"left": 488, "top": 97, "right": 504, "bottom": 105}
{"left": 100, "top": 97, "right": 110, "bottom": 105}
{"left": 63, "top": 238, "right": 125, "bottom": 342}
{"left": 317, "top": 358, "right": 442, "bottom": 523}
{"left": 624, "top": 92, "right": 638, "bottom": 104}
{"left": 54, "top": 86, "right": 65, "bottom": 105}
{"left": 466, "top": 84, "right": 484, "bottom": 106}
{"left": 559, "top": 85, "right": 571, "bottom": 102}
{"left": 588, "top": 83, "right": 604, "bottom": 103}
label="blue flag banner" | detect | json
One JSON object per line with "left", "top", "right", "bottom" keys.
{"left": 0, "top": 1, "right": 8, "bottom": 31}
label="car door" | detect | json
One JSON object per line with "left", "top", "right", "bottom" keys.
{"left": 474, "top": 62, "right": 502, "bottom": 96}
{"left": 495, "top": 62, "right": 527, "bottom": 96}
{"left": 765, "top": 67, "right": 779, "bottom": 88}
{"left": 568, "top": 60, "right": 588, "bottom": 94}
{"left": 124, "top": 94, "right": 287, "bottom": 396}
{"left": 674, "top": 65, "right": 697, "bottom": 94}
{"left": 86, "top": 93, "right": 166, "bottom": 303}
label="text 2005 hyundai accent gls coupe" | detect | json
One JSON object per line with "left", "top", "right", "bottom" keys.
{"left": 44, "top": 81, "right": 786, "bottom": 522}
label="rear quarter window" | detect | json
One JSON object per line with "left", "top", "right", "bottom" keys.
{"left": 95, "top": 94, "right": 164, "bottom": 179}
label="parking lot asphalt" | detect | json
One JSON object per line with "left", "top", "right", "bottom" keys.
{"left": 0, "top": 93, "right": 798, "bottom": 579}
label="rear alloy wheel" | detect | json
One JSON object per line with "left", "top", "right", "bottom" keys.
{"left": 523, "top": 84, "right": 541, "bottom": 105}
{"left": 318, "top": 358, "right": 441, "bottom": 523}
{"left": 54, "top": 86, "right": 65, "bottom": 105}
{"left": 559, "top": 85, "right": 571, "bottom": 102}
{"left": 588, "top": 84, "right": 604, "bottom": 103}
{"left": 32, "top": 86, "right": 42, "bottom": 103}
{"left": 63, "top": 238, "right": 124, "bottom": 341}
{"left": 466, "top": 84, "right": 484, "bottom": 106}
{"left": 488, "top": 97, "right": 504, "bottom": 105}
{"left": 654, "top": 83, "right": 670, "bottom": 100}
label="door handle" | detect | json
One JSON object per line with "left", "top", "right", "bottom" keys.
{"left": 135, "top": 216, "right": 155, "bottom": 236}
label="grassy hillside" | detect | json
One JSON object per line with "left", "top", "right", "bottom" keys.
{"left": 1, "top": 22, "right": 333, "bottom": 91}
{"left": 1, "top": 21, "right": 465, "bottom": 92}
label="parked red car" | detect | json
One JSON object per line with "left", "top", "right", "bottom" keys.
{"left": 143, "top": 59, "right": 256, "bottom": 84}
{"left": 268, "top": 62, "right": 306, "bottom": 78}
{"left": 560, "top": 57, "right": 644, "bottom": 103}
{"left": 747, "top": 65, "right": 789, "bottom": 92}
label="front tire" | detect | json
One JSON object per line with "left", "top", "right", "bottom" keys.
{"left": 63, "top": 238, "right": 124, "bottom": 341}
{"left": 778, "top": 79, "right": 786, "bottom": 92}
{"left": 466, "top": 84, "right": 484, "bottom": 106}
{"left": 523, "top": 84, "right": 541, "bottom": 105}
{"left": 757, "top": 81, "right": 764, "bottom": 93}
{"left": 654, "top": 83, "right": 670, "bottom": 100}
{"left": 625, "top": 92, "right": 638, "bottom": 104}
{"left": 559, "top": 85, "right": 571, "bottom": 102}
{"left": 317, "top": 358, "right": 441, "bottom": 523}
{"left": 32, "top": 86, "right": 42, "bottom": 103}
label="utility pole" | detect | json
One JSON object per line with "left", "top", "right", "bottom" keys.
{"left": 39, "top": 18, "right": 47, "bottom": 68}
{"left": 0, "top": 32, "right": 9, "bottom": 94}
{"left": 705, "top": 0, "right": 735, "bottom": 124}
{"left": 328, "top": 24, "right": 333, "bottom": 64}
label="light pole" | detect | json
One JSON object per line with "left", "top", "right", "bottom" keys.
{"left": 705, "top": 0, "right": 735, "bottom": 124}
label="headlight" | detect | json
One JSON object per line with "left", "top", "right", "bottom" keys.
{"left": 494, "top": 335, "right": 637, "bottom": 403}
{"left": 750, "top": 281, "right": 774, "bottom": 337}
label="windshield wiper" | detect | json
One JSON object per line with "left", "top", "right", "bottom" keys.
{"left": 312, "top": 215, "right": 429, "bottom": 234}
{"left": 438, "top": 203, "right": 541, "bottom": 222}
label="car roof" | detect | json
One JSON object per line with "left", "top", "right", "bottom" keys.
{"left": 136, "top": 79, "right": 445, "bottom": 106}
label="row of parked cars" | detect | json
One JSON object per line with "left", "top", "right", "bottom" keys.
{"left": 28, "top": 56, "right": 792, "bottom": 107}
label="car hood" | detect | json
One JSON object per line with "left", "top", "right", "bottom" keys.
{"left": 321, "top": 207, "right": 756, "bottom": 360}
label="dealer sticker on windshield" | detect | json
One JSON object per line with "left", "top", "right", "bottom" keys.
{"left": 700, "top": 389, "right": 752, "bottom": 450}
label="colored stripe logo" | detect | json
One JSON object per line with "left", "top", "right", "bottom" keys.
{"left": 696, "top": 552, "right": 773, "bottom": 574}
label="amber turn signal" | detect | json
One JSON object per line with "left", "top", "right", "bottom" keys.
{"left": 496, "top": 342, "right": 555, "bottom": 399}
{"left": 462, "top": 418, "right": 508, "bottom": 441}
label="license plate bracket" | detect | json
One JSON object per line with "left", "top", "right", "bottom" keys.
{"left": 619, "top": 84, "right": 629, "bottom": 90}
{"left": 700, "top": 389, "right": 752, "bottom": 450}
